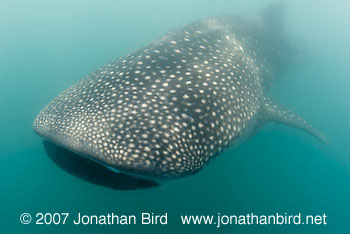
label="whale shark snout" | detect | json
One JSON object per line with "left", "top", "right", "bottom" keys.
{"left": 33, "top": 108, "right": 180, "bottom": 185}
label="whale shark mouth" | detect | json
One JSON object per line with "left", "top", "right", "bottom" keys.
{"left": 42, "top": 141, "right": 159, "bottom": 190}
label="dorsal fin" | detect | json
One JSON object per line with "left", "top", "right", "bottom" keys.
{"left": 263, "top": 97, "right": 330, "bottom": 146}
{"left": 259, "top": 2, "right": 287, "bottom": 32}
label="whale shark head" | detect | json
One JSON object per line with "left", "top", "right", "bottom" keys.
{"left": 34, "top": 21, "right": 254, "bottom": 187}
{"left": 34, "top": 2, "right": 328, "bottom": 190}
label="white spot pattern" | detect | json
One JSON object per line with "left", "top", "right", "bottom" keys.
{"left": 34, "top": 14, "right": 291, "bottom": 181}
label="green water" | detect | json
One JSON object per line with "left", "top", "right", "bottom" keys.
{"left": 1, "top": 0, "right": 350, "bottom": 233}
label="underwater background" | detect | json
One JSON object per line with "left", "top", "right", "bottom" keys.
{"left": 1, "top": 0, "right": 349, "bottom": 233}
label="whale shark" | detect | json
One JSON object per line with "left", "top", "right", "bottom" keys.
{"left": 33, "top": 2, "right": 328, "bottom": 190}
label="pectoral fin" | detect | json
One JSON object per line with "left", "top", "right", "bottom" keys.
{"left": 263, "top": 97, "right": 330, "bottom": 146}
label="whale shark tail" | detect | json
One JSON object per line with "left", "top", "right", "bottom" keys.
{"left": 262, "top": 97, "right": 330, "bottom": 146}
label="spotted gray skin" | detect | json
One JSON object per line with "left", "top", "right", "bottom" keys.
{"left": 33, "top": 3, "right": 328, "bottom": 185}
